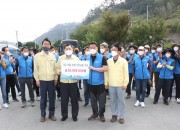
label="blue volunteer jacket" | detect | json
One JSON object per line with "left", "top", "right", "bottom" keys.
{"left": 3, "top": 55, "right": 14, "bottom": 75}
{"left": 133, "top": 55, "right": 150, "bottom": 79}
{"left": 159, "top": 58, "right": 175, "bottom": 79}
{"left": 127, "top": 53, "right": 138, "bottom": 74}
{"left": 87, "top": 53, "right": 104, "bottom": 85}
{"left": 0, "top": 61, "right": 6, "bottom": 78}
{"left": 17, "top": 55, "right": 33, "bottom": 78}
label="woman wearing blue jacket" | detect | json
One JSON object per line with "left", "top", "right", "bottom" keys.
{"left": 153, "top": 48, "right": 175, "bottom": 105}
{"left": 0, "top": 55, "right": 9, "bottom": 109}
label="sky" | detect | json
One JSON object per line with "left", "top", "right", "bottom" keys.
{"left": 0, "top": 0, "right": 105, "bottom": 43}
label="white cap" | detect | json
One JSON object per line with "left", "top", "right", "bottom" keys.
{"left": 144, "top": 45, "right": 150, "bottom": 49}
{"left": 138, "top": 46, "right": 145, "bottom": 50}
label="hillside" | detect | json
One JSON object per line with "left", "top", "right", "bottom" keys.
{"left": 35, "top": 22, "right": 79, "bottom": 44}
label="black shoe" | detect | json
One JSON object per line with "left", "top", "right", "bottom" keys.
{"left": 99, "top": 116, "right": 105, "bottom": 122}
{"left": 61, "top": 116, "right": 68, "bottom": 121}
{"left": 13, "top": 98, "right": 19, "bottom": 102}
{"left": 83, "top": 103, "right": 89, "bottom": 107}
{"left": 78, "top": 97, "right": 83, "bottom": 102}
{"left": 153, "top": 100, "right": 158, "bottom": 104}
{"left": 146, "top": 94, "right": 149, "bottom": 98}
{"left": 72, "top": 116, "right": 78, "bottom": 121}
{"left": 164, "top": 99, "right": 169, "bottom": 105}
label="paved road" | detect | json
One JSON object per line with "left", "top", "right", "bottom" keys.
{"left": 0, "top": 88, "right": 180, "bottom": 130}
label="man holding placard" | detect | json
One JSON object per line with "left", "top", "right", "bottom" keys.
{"left": 56, "top": 43, "right": 80, "bottom": 122}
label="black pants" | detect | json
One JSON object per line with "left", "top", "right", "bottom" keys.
{"left": 6, "top": 74, "right": 17, "bottom": 101}
{"left": 154, "top": 79, "right": 172, "bottom": 101}
{"left": 169, "top": 79, "right": 174, "bottom": 99}
{"left": 126, "top": 73, "right": 133, "bottom": 95}
{"left": 154, "top": 72, "right": 160, "bottom": 91}
{"left": 88, "top": 84, "right": 106, "bottom": 117}
{"left": 61, "top": 82, "right": 79, "bottom": 118}
{"left": 174, "top": 74, "right": 180, "bottom": 99}
{"left": 146, "top": 79, "right": 151, "bottom": 95}
{"left": 19, "top": 78, "right": 34, "bottom": 102}
{"left": 40, "top": 80, "right": 55, "bottom": 117}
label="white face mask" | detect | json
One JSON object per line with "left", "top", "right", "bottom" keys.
{"left": 157, "top": 48, "right": 162, "bottom": 52}
{"left": 111, "top": 51, "right": 118, "bottom": 57}
{"left": 85, "top": 51, "right": 90, "bottom": 56}
{"left": 90, "top": 49, "right": 97, "bottom": 55}
{"left": 121, "top": 48, "right": 124, "bottom": 52}
{"left": 129, "top": 50, "right": 135, "bottom": 54}
{"left": 6, "top": 51, "right": 10, "bottom": 55}
{"left": 166, "top": 53, "right": 171, "bottom": 58}
{"left": 138, "top": 51, "right": 144, "bottom": 56}
{"left": 51, "top": 51, "right": 56, "bottom": 54}
{"left": 145, "top": 49, "right": 148, "bottom": 53}
{"left": 100, "top": 49, "right": 105, "bottom": 54}
{"left": 151, "top": 50, "right": 156, "bottom": 53}
{"left": 65, "top": 50, "right": 73, "bottom": 56}
{"left": 23, "top": 52, "right": 29, "bottom": 57}
{"left": 174, "top": 47, "right": 179, "bottom": 52}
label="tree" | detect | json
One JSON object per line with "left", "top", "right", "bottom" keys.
{"left": 18, "top": 41, "right": 23, "bottom": 48}
{"left": 23, "top": 41, "right": 39, "bottom": 49}
{"left": 99, "top": 11, "right": 131, "bottom": 45}
{"left": 53, "top": 40, "right": 61, "bottom": 49}
{"left": 128, "top": 18, "right": 167, "bottom": 46}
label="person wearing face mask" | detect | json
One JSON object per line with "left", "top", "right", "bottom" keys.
{"left": 87, "top": 42, "right": 108, "bottom": 122}
{"left": 100, "top": 42, "right": 112, "bottom": 59}
{"left": 81, "top": 46, "right": 91, "bottom": 107}
{"left": 153, "top": 49, "right": 175, "bottom": 105}
{"left": 0, "top": 53, "right": 10, "bottom": 109}
{"left": 105, "top": 43, "right": 129, "bottom": 124}
{"left": 34, "top": 38, "right": 58, "bottom": 122}
{"left": 50, "top": 46, "right": 61, "bottom": 101}
{"left": 144, "top": 45, "right": 153, "bottom": 97}
{"left": 120, "top": 46, "right": 127, "bottom": 59}
{"left": 171, "top": 44, "right": 180, "bottom": 103}
{"left": 15, "top": 47, "right": 35, "bottom": 108}
{"left": 56, "top": 43, "right": 79, "bottom": 122}
{"left": 73, "top": 48, "right": 83, "bottom": 101}
{"left": 100, "top": 43, "right": 112, "bottom": 100}
{"left": 125, "top": 45, "right": 138, "bottom": 99}
{"left": 2, "top": 47, "right": 19, "bottom": 103}
{"left": 154, "top": 44, "right": 164, "bottom": 91}
{"left": 133, "top": 46, "right": 151, "bottom": 108}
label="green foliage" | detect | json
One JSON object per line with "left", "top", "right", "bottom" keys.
{"left": 128, "top": 18, "right": 167, "bottom": 46}
{"left": 18, "top": 41, "right": 23, "bottom": 47}
{"left": 23, "top": 41, "right": 39, "bottom": 49}
{"left": 53, "top": 40, "right": 61, "bottom": 49}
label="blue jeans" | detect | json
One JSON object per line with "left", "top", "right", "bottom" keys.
{"left": 0, "top": 77, "right": 7, "bottom": 103}
{"left": 109, "top": 87, "right": 125, "bottom": 119}
{"left": 136, "top": 79, "right": 148, "bottom": 102}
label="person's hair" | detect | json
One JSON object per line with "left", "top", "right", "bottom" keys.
{"left": 21, "top": 46, "right": 28, "bottom": 52}
{"left": 2, "top": 47, "right": 8, "bottom": 52}
{"left": 50, "top": 46, "right": 55, "bottom": 49}
{"left": 42, "top": 38, "right": 51, "bottom": 45}
{"left": 89, "top": 41, "right": 97, "bottom": 47}
{"left": 112, "top": 42, "right": 121, "bottom": 51}
{"left": 100, "top": 42, "right": 108, "bottom": 48}
{"left": 63, "top": 43, "right": 73, "bottom": 49}
{"left": 129, "top": 45, "right": 136, "bottom": 50}
{"left": 151, "top": 46, "right": 156, "bottom": 50}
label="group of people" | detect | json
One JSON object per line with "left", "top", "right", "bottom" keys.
{"left": 0, "top": 38, "right": 180, "bottom": 125}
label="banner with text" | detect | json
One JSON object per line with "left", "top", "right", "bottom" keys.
{"left": 61, "top": 60, "right": 90, "bottom": 79}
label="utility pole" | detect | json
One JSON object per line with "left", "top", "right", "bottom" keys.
{"left": 147, "top": 6, "right": 150, "bottom": 21}
{"left": 16, "top": 31, "right": 19, "bottom": 48}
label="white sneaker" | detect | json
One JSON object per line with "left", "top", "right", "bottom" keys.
{"left": 36, "top": 96, "right": 40, "bottom": 101}
{"left": 3, "top": 103, "right": 9, "bottom": 108}
{"left": 140, "top": 102, "right": 145, "bottom": 108}
{"left": 134, "top": 100, "right": 140, "bottom": 107}
{"left": 177, "top": 98, "right": 180, "bottom": 104}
